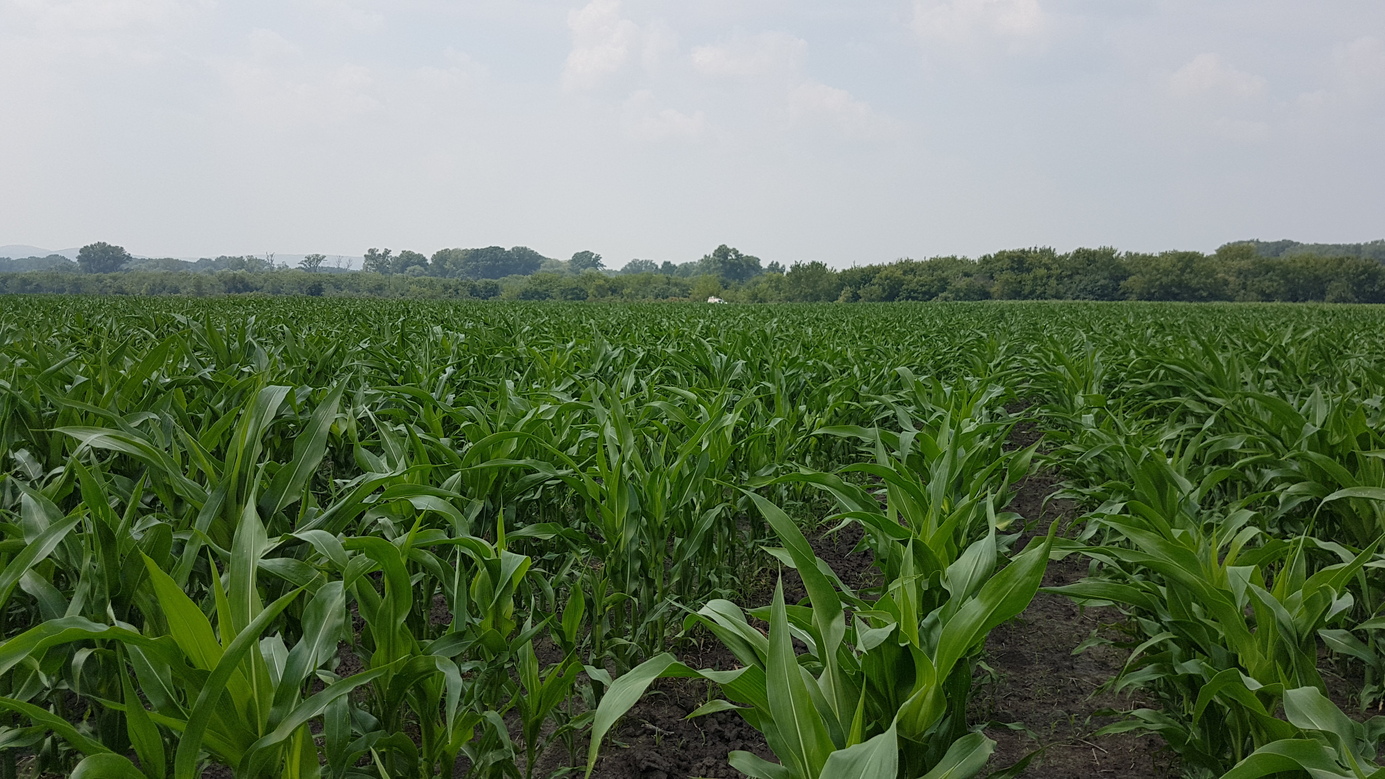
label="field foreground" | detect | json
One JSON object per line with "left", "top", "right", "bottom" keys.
{"left": 2, "top": 298, "right": 1384, "bottom": 779}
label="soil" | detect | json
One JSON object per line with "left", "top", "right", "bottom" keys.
{"left": 590, "top": 520, "right": 879, "bottom": 779}
{"left": 975, "top": 465, "right": 1175, "bottom": 778}
{"left": 963, "top": 412, "right": 1173, "bottom": 778}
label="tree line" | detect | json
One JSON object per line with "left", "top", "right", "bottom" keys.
{"left": 2, "top": 239, "right": 1383, "bottom": 303}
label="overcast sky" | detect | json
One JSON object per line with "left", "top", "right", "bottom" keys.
{"left": 1, "top": 0, "right": 1382, "bottom": 268}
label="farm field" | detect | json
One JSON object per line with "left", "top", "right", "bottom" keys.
{"left": 2, "top": 297, "right": 1385, "bottom": 779}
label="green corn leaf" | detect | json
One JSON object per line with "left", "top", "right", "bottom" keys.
{"left": 172, "top": 587, "right": 302, "bottom": 779}
{"left": 70, "top": 753, "right": 150, "bottom": 779}
{"left": 1221, "top": 739, "right": 1357, "bottom": 779}
{"left": 0, "top": 512, "right": 81, "bottom": 614}
{"left": 0, "top": 696, "right": 114, "bottom": 757}
{"left": 935, "top": 529, "right": 1052, "bottom": 679}
{"left": 820, "top": 722, "right": 898, "bottom": 779}
{"left": 917, "top": 731, "right": 995, "bottom": 779}
{"left": 1281, "top": 686, "right": 1360, "bottom": 745}
{"left": 120, "top": 647, "right": 167, "bottom": 779}
{"left": 241, "top": 665, "right": 394, "bottom": 776}
{"left": 728, "top": 750, "right": 796, "bottom": 779}
{"left": 765, "top": 578, "right": 834, "bottom": 779}
{"left": 1322, "top": 486, "right": 1385, "bottom": 505}
{"left": 584, "top": 653, "right": 699, "bottom": 777}
{"left": 142, "top": 554, "right": 223, "bottom": 671}
{"left": 0, "top": 617, "right": 178, "bottom": 677}
{"left": 260, "top": 383, "right": 345, "bottom": 519}
{"left": 686, "top": 699, "right": 746, "bottom": 718}
{"left": 278, "top": 581, "right": 346, "bottom": 697}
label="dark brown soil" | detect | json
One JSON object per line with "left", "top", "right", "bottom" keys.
{"left": 591, "top": 520, "right": 879, "bottom": 779}
{"left": 974, "top": 418, "right": 1177, "bottom": 778}
{"left": 589, "top": 641, "right": 775, "bottom": 779}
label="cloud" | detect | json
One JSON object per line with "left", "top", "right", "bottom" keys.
{"left": 691, "top": 31, "right": 805, "bottom": 78}
{"left": 623, "top": 90, "right": 707, "bottom": 141}
{"left": 683, "top": 30, "right": 895, "bottom": 142}
{"left": 411, "top": 50, "right": 487, "bottom": 95}
{"left": 220, "top": 29, "right": 382, "bottom": 126}
{"left": 1169, "top": 53, "right": 1265, "bottom": 99}
{"left": 562, "top": 0, "right": 641, "bottom": 90}
{"left": 640, "top": 20, "right": 679, "bottom": 71}
{"left": 912, "top": 0, "right": 1048, "bottom": 49}
{"left": 786, "top": 81, "right": 900, "bottom": 140}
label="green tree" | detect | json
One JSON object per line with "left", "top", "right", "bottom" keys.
{"left": 363, "top": 248, "right": 394, "bottom": 274}
{"left": 77, "top": 242, "right": 132, "bottom": 274}
{"left": 1121, "top": 251, "right": 1229, "bottom": 301}
{"left": 699, "top": 245, "right": 763, "bottom": 284}
{"left": 1056, "top": 247, "right": 1128, "bottom": 300}
{"left": 690, "top": 274, "right": 723, "bottom": 301}
{"left": 298, "top": 253, "right": 326, "bottom": 273}
{"left": 437, "top": 246, "right": 546, "bottom": 279}
{"left": 620, "top": 259, "right": 658, "bottom": 275}
{"left": 977, "top": 247, "right": 1060, "bottom": 299}
{"left": 395, "top": 250, "right": 429, "bottom": 275}
{"left": 508, "top": 247, "right": 547, "bottom": 276}
{"left": 429, "top": 248, "right": 467, "bottom": 278}
{"left": 570, "top": 250, "right": 604, "bottom": 272}
{"left": 784, "top": 260, "right": 842, "bottom": 302}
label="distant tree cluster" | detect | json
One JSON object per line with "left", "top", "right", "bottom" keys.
{"left": 1236, "top": 239, "right": 1385, "bottom": 262}
{"left": 0, "top": 254, "right": 76, "bottom": 273}
{"left": 359, "top": 246, "right": 551, "bottom": 278}
{"left": 3, "top": 239, "right": 1383, "bottom": 303}
{"left": 0, "top": 270, "right": 506, "bottom": 299}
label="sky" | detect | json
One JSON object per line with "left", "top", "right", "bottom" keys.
{"left": 1, "top": 0, "right": 1382, "bottom": 269}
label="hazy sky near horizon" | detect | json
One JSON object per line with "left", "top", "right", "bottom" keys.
{"left": 2, "top": 0, "right": 1382, "bottom": 268}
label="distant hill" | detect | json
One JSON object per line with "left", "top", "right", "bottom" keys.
{"left": 1225, "top": 239, "right": 1385, "bottom": 262}
{"left": 0, "top": 245, "right": 80, "bottom": 260}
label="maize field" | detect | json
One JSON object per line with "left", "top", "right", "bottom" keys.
{"left": 2, "top": 297, "right": 1384, "bottom": 778}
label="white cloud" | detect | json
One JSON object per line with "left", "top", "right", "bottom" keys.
{"left": 786, "top": 81, "right": 899, "bottom": 140}
{"left": 691, "top": 31, "right": 805, "bottom": 78}
{"left": 1169, "top": 53, "right": 1265, "bottom": 99}
{"left": 682, "top": 30, "right": 895, "bottom": 142}
{"left": 411, "top": 50, "right": 487, "bottom": 95}
{"left": 641, "top": 20, "right": 679, "bottom": 71}
{"left": 220, "top": 29, "right": 382, "bottom": 126}
{"left": 623, "top": 90, "right": 708, "bottom": 141}
{"left": 912, "top": 0, "right": 1047, "bottom": 49}
{"left": 563, "top": 0, "right": 640, "bottom": 90}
